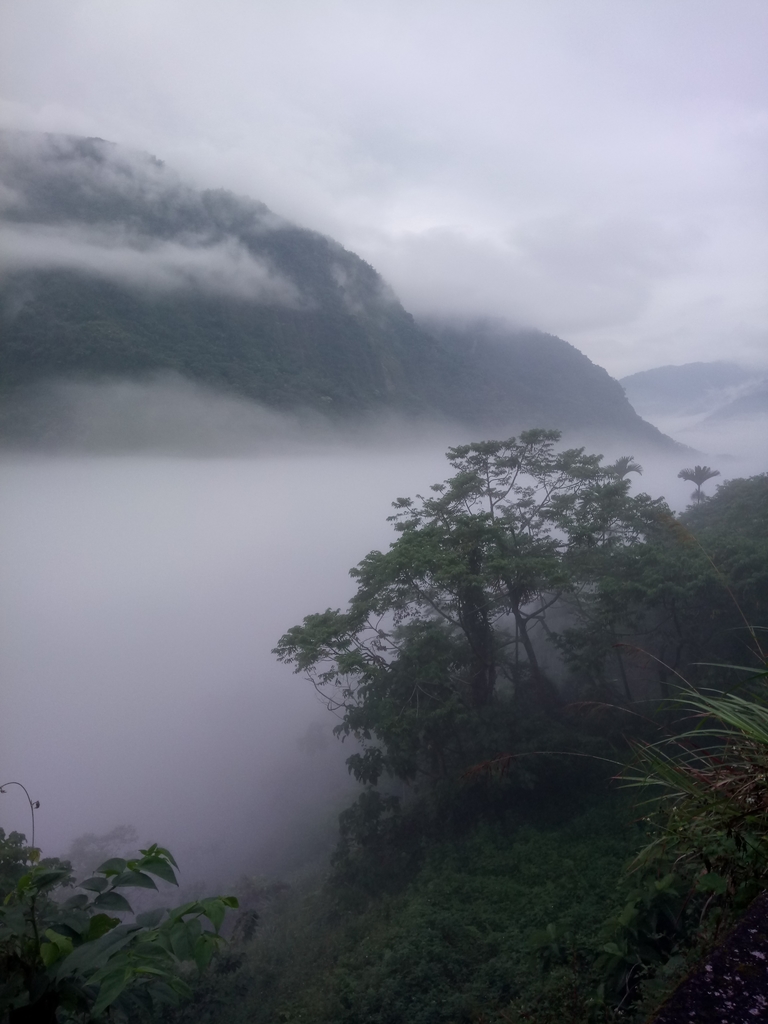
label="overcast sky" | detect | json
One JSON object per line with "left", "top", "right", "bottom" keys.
{"left": 1, "top": 0, "right": 766, "bottom": 376}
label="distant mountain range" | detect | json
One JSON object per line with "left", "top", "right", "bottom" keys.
{"left": 621, "top": 362, "right": 768, "bottom": 427}
{"left": 0, "top": 131, "right": 674, "bottom": 448}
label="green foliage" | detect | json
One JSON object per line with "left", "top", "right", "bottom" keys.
{"left": 0, "top": 831, "right": 238, "bottom": 1022}
{"left": 569, "top": 642, "right": 768, "bottom": 1012}
{"left": 65, "top": 826, "right": 140, "bottom": 879}
{"left": 627, "top": 655, "right": 768, "bottom": 905}
{"left": 158, "top": 795, "right": 640, "bottom": 1024}
{"left": 275, "top": 431, "right": 663, "bottom": 786}
{"left": 558, "top": 474, "right": 768, "bottom": 696}
{"left": 162, "top": 444, "right": 766, "bottom": 1024}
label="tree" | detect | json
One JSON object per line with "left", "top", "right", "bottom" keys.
{"left": 558, "top": 472, "right": 768, "bottom": 701}
{"left": 678, "top": 465, "right": 720, "bottom": 504}
{"left": 0, "top": 830, "right": 238, "bottom": 1023}
{"left": 605, "top": 455, "right": 643, "bottom": 479}
{"left": 274, "top": 430, "right": 663, "bottom": 786}
{"left": 65, "top": 826, "right": 139, "bottom": 879}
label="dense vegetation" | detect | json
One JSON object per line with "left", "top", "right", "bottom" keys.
{"left": 144, "top": 442, "right": 766, "bottom": 1024}
{"left": 0, "top": 827, "right": 237, "bottom": 1023}
{"left": 2, "top": 432, "right": 765, "bottom": 1022}
{"left": 0, "top": 132, "right": 669, "bottom": 446}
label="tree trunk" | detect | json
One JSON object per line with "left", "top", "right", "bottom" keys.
{"left": 513, "top": 607, "right": 561, "bottom": 707}
{"left": 615, "top": 648, "right": 633, "bottom": 702}
{"left": 458, "top": 549, "right": 496, "bottom": 707}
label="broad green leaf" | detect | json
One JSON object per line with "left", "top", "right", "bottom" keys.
{"left": 40, "top": 941, "right": 62, "bottom": 967}
{"left": 166, "top": 899, "right": 200, "bottom": 922}
{"left": 51, "top": 918, "right": 88, "bottom": 941}
{"left": 151, "top": 846, "right": 179, "bottom": 869}
{"left": 131, "top": 940, "right": 172, "bottom": 960}
{"left": 168, "top": 920, "right": 195, "bottom": 961}
{"left": 28, "top": 868, "right": 69, "bottom": 893}
{"left": 138, "top": 844, "right": 179, "bottom": 869}
{"left": 55, "top": 923, "right": 141, "bottom": 976}
{"left": 193, "top": 932, "right": 219, "bottom": 972}
{"left": 93, "top": 890, "right": 132, "bottom": 912}
{"left": 139, "top": 856, "right": 178, "bottom": 886}
{"left": 78, "top": 876, "right": 109, "bottom": 893}
{"left": 62, "top": 893, "right": 90, "bottom": 910}
{"left": 200, "top": 898, "right": 226, "bottom": 932}
{"left": 40, "top": 928, "right": 73, "bottom": 967}
{"left": 86, "top": 913, "right": 120, "bottom": 942}
{"left": 91, "top": 967, "right": 131, "bottom": 1017}
{"left": 95, "top": 857, "right": 127, "bottom": 876}
{"left": 697, "top": 872, "right": 728, "bottom": 895}
{"left": 112, "top": 869, "right": 158, "bottom": 890}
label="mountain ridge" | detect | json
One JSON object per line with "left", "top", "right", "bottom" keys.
{"left": 0, "top": 131, "right": 675, "bottom": 448}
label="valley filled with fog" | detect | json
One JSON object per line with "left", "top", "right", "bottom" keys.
{"left": 2, "top": 381, "right": 765, "bottom": 886}
{"left": 0, "top": 418, "right": 456, "bottom": 882}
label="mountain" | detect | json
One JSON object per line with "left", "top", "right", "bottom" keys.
{"left": 0, "top": 131, "right": 673, "bottom": 447}
{"left": 700, "top": 379, "right": 768, "bottom": 424}
{"left": 620, "top": 362, "right": 754, "bottom": 419}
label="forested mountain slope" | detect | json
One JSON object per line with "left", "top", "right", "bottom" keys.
{"left": 0, "top": 131, "right": 671, "bottom": 445}
{"left": 620, "top": 362, "right": 753, "bottom": 419}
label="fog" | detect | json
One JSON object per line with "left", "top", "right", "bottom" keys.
{"left": 2, "top": 380, "right": 766, "bottom": 886}
{"left": 0, "top": 394, "right": 457, "bottom": 884}
{"left": 0, "top": 223, "right": 301, "bottom": 304}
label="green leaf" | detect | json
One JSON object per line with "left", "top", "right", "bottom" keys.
{"left": 95, "top": 857, "right": 127, "bottom": 876}
{"left": 111, "top": 869, "right": 158, "bottom": 890}
{"left": 53, "top": 917, "right": 89, "bottom": 941}
{"left": 697, "top": 872, "right": 728, "bottom": 895}
{"left": 40, "top": 941, "right": 62, "bottom": 967}
{"left": 91, "top": 967, "right": 131, "bottom": 1017}
{"left": 139, "top": 856, "right": 178, "bottom": 886}
{"left": 168, "top": 920, "right": 195, "bottom": 961}
{"left": 78, "top": 876, "right": 109, "bottom": 893}
{"left": 62, "top": 893, "right": 90, "bottom": 910}
{"left": 86, "top": 913, "right": 120, "bottom": 942}
{"left": 28, "top": 868, "right": 69, "bottom": 893}
{"left": 55, "top": 923, "right": 141, "bottom": 977}
{"left": 93, "top": 890, "right": 132, "bottom": 912}
{"left": 193, "top": 932, "right": 219, "bottom": 972}
{"left": 200, "top": 898, "right": 226, "bottom": 932}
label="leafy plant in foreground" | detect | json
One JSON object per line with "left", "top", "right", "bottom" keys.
{"left": 0, "top": 830, "right": 238, "bottom": 1022}
{"left": 589, "top": 638, "right": 768, "bottom": 1009}
{"left": 628, "top": 651, "right": 768, "bottom": 906}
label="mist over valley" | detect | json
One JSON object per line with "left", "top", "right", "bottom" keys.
{"left": 1, "top": 7, "right": 767, "bottom": 1021}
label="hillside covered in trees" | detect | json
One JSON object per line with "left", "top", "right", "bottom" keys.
{"left": 2, "top": 430, "right": 766, "bottom": 1022}
{"left": 144, "top": 442, "right": 764, "bottom": 1024}
{"left": 0, "top": 131, "right": 673, "bottom": 447}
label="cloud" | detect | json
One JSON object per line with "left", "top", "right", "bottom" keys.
{"left": 0, "top": 222, "right": 302, "bottom": 303}
{"left": 0, "top": 1, "right": 766, "bottom": 374}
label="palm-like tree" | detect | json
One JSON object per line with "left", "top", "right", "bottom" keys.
{"left": 606, "top": 455, "right": 643, "bottom": 479}
{"left": 677, "top": 465, "right": 720, "bottom": 504}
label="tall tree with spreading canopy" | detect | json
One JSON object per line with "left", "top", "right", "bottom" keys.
{"left": 274, "top": 430, "right": 665, "bottom": 786}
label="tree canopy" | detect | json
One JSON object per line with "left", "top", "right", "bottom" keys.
{"left": 274, "top": 430, "right": 666, "bottom": 786}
